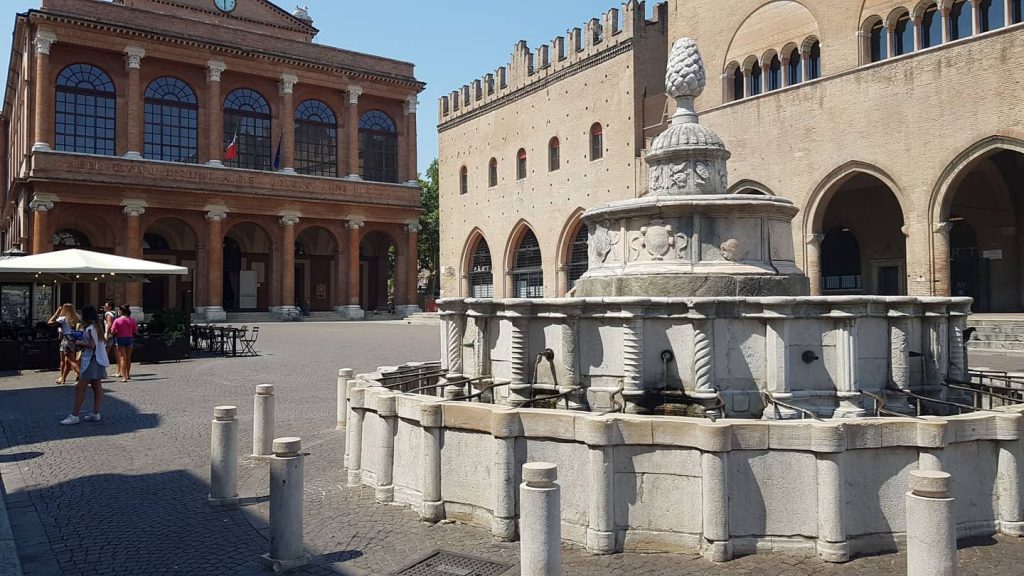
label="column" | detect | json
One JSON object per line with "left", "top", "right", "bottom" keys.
{"left": 913, "top": 16, "right": 923, "bottom": 51}
{"left": 885, "top": 24, "right": 895, "bottom": 60}
{"left": 941, "top": 8, "right": 951, "bottom": 42}
{"left": 341, "top": 218, "right": 364, "bottom": 319}
{"left": 404, "top": 95, "right": 418, "bottom": 184}
{"left": 346, "top": 86, "right": 362, "bottom": 179}
{"left": 690, "top": 303, "right": 719, "bottom": 417}
{"left": 205, "top": 210, "right": 227, "bottom": 321}
{"left": 508, "top": 313, "right": 530, "bottom": 405}
{"left": 743, "top": 69, "right": 752, "bottom": 97}
{"left": 278, "top": 74, "right": 297, "bottom": 173}
{"left": 762, "top": 309, "right": 796, "bottom": 419}
{"left": 279, "top": 215, "right": 299, "bottom": 315}
{"left": 560, "top": 311, "right": 585, "bottom": 410}
{"left": 973, "top": 0, "right": 982, "bottom": 35}
{"left": 586, "top": 441, "right": 615, "bottom": 554}
{"left": 1006, "top": 0, "right": 1016, "bottom": 28}
{"left": 801, "top": 49, "right": 811, "bottom": 82}
{"left": 815, "top": 430, "right": 849, "bottom": 562}
{"left": 28, "top": 198, "right": 53, "bottom": 254}
{"left": 401, "top": 221, "right": 421, "bottom": 314}
{"left": 833, "top": 316, "right": 865, "bottom": 418}
{"left": 419, "top": 403, "right": 444, "bottom": 522}
{"left": 123, "top": 204, "right": 146, "bottom": 315}
{"left": 333, "top": 244, "right": 346, "bottom": 312}
{"left": 933, "top": 221, "right": 953, "bottom": 296}
{"left": 195, "top": 233, "right": 208, "bottom": 312}
{"left": 806, "top": 234, "right": 824, "bottom": 296}
{"left": 206, "top": 60, "right": 226, "bottom": 166}
{"left": 32, "top": 29, "right": 56, "bottom": 152}
{"left": 700, "top": 427, "right": 732, "bottom": 562}
{"left": 443, "top": 307, "right": 466, "bottom": 374}
{"left": 997, "top": 413, "right": 1024, "bottom": 536}
{"left": 887, "top": 307, "right": 916, "bottom": 414}
{"left": 123, "top": 46, "right": 146, "bottom": 159}
{"left": 621, "top": 311, "right": 647, "bottom": 413}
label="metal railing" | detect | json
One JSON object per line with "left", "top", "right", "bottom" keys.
{"left": 759, "top": 390, "right": 822, "bottom": 421}
{"left": 860, "top": 390, "right": 921, "bottom": 419}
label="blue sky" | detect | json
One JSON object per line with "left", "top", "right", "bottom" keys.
{"left": 0, "top": 0, "right": 644, "bottom": 176}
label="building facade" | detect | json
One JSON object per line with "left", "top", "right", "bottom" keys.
{"left": 0, "top": 0, "right": 424, "bottom": 325}
{"left": 438, "top": 0, "right": 1024, "bottom": 314}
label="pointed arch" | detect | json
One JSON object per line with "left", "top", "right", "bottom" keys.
{"left": 461, "top": 228, "right": 494, "bottom": 298}
{"left": 728, "top": 179, "right": 775, "bottom": 196}
{"left": 556, "top": 208, "right": 588, "bottom": 295}
{"left": 504, "top": 220, "right": 544, "bottom": 298}
{"left": 930, "top": 135, "right": 1024, "bottom": 223}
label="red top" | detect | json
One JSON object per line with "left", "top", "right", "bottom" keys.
{"left": 110, "top": 316, "right": 138, "bottom": 338}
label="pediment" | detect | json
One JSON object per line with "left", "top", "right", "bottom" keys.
{"left": 117, "top": 0, "right": 317, "bottom": 38}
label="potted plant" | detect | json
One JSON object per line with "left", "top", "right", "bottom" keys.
{"left": 142, "top": 309, "right": 190, "bottom": 362}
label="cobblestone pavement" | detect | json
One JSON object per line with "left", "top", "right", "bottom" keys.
{"left": 1, "top": 323, "right": 1024, "bottom": 576}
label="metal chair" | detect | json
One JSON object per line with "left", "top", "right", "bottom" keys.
{"left": 239, "top": 326, "right": 259, "bottom": 357}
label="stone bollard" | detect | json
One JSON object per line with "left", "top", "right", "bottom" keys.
{"left": 906, "top": 470, "right": 956, "bottom": 576}
{"left": 336, "top": 368, "right": 353, "bottom": 429}
{"left": 252, "top": 385, "right": 275, "bottom": 458}
{"left": 209, "top": 406, "right": 239, "bottom": 506}
{"left": 520, "top": 462, "right": 561, "bottom": 576}
{"left": 261, "top": 437, "right": 309, "bottom": 572}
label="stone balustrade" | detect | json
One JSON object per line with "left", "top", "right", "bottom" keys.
{"left": 438, "top": 296, "right": 973, "bottom": 417}
{"left": 342, "top": 371, "right": 1024, "bottom": 562}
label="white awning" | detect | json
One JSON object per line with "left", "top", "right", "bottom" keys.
{"left": 0, "top": 248, "right": 189, "bottom": 283}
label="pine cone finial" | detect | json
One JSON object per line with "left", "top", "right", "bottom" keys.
{"left": 665, "top": 38, "right": 706, "bottom": 100}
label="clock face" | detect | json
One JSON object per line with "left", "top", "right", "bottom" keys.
{"left": 214, "top": 0, "right": 236, "bottom": 12}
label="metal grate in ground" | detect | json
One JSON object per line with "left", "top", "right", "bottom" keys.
{"left": 393, "top": 549, "right": 513, "bottom": 576}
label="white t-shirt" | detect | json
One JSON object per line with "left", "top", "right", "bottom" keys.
{"left": 56, "top": 316, "right": 73, "bottom": 336}
{"left": 79, "top": 325, "right": 110, "bottom": 367}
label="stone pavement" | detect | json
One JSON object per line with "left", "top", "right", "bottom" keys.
{"left": 0, "top": 323, "right": 1023, "bottom": 575}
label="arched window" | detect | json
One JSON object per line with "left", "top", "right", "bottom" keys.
{"left": 512, "top": 229, "right": 544, "bottom": 298}
{"left": 516, "top": 148, "right": 527, "bottom": 180}
{"left": 224, "top": 88, "right": 271, "bottom": 171}
{"left": 767, "top": 55, "right": 782, "bottom": 91}
{"left": 730, "top": 65, "right": 744, "bottom": 100}
{"left": 894, "top": 13, "right": 914, "bottom": 55}
{"left": 590, "top": 123, "right": 603, "bottom": 160}
{"left": 566, "top": 224, "right": 589, "bottom": 291}
{"left": 821, "top": 227, "right": 862, "bottom": 292}
{"left": 144, "top": 77, "right": 197, "bottom": 163}
{"left": 359, "top": 110, "right": 398, "bottom": 183}
{"left": 468, "top": 238, "right": 493, "bottom": 298}
{"left": 807, "top": 41, "right": 821, "bottom": 79}
{"left": 786, "top": 48, "right": 802, "bottom": 85}
{"left": 459, "top": 166, "right": 468, "bottom": 195}
{"left": 488, "top": 158, "right": 498, "bottom": 187}
{"left": 55, "top": 64, "right": 115, "bottom": 155}
{"left": 294, "top": 99, "right": 337, "bottom": 177}
{"left": 52, "top": 229, "right": 90, "bottom": 248}
{"left": 142, "top": 233, "right": 170, "bottom": 251}
{"left": 749, "top": 61, "right": 763, "bottom": 95}
{"left": 921, "top": 5, "right": 942, "bottom": 48}
{"left": 951, "top": 1, "right": 973, "bottom": 40}
{"left": 870, "top": 20, "right": 888, "bottom": 62}
{"left": 980, "top": 0, "right": 1006, "bottom": 31}
{"left": 548, "top": 137, "right": 560, "bottom": 171}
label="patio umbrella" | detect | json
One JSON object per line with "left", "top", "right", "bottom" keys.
{"left": 0, "top": 248, "right": 188, "bottom": 283}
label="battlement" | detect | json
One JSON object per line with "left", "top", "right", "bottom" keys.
{"left": 438, "top": 0, "right": 667, "bottom": 125}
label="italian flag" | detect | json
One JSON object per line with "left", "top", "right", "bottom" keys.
{"left": 224, "top": 131, "right": 238, "bottom": 161}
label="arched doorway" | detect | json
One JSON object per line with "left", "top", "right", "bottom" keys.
{"left": 52, "top": 228, "right": 92, "bottom": 306}
{"left": 815, "top": 172, "right": 907, "bottom": 295}
{"left": 360, "top": 231, "right": 398, "bottom": 312}
{"left": 295, "top": 226, "right": 338, "bottom": 312}
{"left": 143, "top": 218, "right": 197, "bottom": 313}
{"left": 223, "top": 222, "right": 272, "bottom": 311}
{"left": 939, "top": 148, "right": 1024, "bottom": 312}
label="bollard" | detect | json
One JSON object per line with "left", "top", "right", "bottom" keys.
{"left": 907, "top": 470, "right": 956, "bottom": 576}
{"left": 261, "top": 437, "right": 309, "bottom": 572}
{"left": 520, "top": 462, "right": 561, "bottom": 576}
{"left": 209, "top": 405, "right": 239, "bottom": 506}
{"left": 336, "top": 368, "right": 353, "bottom": 429}
{"left": 252, "top": 385, "right": 276, "bottom": 458}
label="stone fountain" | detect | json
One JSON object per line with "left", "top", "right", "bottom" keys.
{"left": 338, "top": 39, "right": 1010, "bottom": 565}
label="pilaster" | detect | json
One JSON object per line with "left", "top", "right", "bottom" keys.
{"left": 206, "top": 60, "right": 227, "bottom": 166}
{"left": 123, "top": 46, "right": 146, "bottom": 159}
{"left": 346, "top": 86, "right": 362, "bottom": 179}
{"left": 32, "top": 29, "right": 56, "bottom": 152}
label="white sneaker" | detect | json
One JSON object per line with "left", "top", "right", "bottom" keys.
{"left": 83, "top": 413, "right": 101, "bottom": 422}
{"left": 60, "top": 414, "right": 80, "bottom": 425}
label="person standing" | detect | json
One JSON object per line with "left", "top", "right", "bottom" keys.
{"left": 110, "top": 305, "right": 138, "bottom": 383}
{"left": 48, "top": 303, "right": 81, "bottom": 385}
{"left": 102, "top": 301, "right": 119, "bottom": 378}
{"left": 60, "top": 306, "right": 109, "bottom": 425}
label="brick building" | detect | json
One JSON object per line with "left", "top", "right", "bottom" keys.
{"left": 438, "top": 0, "right": 1024, "bottom": 316}
{"left": 0, "top": 0, "right": 425, "bottom": 325}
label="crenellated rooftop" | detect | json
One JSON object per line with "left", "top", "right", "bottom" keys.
{"left": 437, "top": 0, "right": 667, "bottom": 126}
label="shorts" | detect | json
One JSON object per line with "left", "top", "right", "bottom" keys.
{"left": 116, "top": 337, "right": 134, "bottom": 347}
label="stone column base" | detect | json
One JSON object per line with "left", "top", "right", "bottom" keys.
{"left": 271, "top": 306, "right": 301, "bottom": 321}
{"left": 346, "top": 470, "right": 361, "bottom": 487}
{"left": 336, "top": 305, "right": 365, "bottom": 320}
{"left": 1000, "top": 520, "right": 1024, "bottom": 536}
{"left": 396, "top": 304, "right": 422, "bottom": 318}
{"left": 491, "top": 516, "right": 517, "bottom": 541}
{"left": 123, "top": 151, "right": 142, "bottom": 160}
{"left": 261, "top": 553, "right": 309, "bottom": 572}
{"left": 701, "top": 539, "right": 733, "bottom": 562}
{"left": 32, "top": 142, "right": 51, "bottom": 152}
{"left": 817, "top": 539, "right": 850, "bottom": 563}
{"left": 204, "top": 306, "right": 226, "bottom": 323}
{"left": 585, "top": 528, "right": 616, "bottom": 554}
{"left": 375, "top": 484, "right": 394, "bottom": 504}
{"left": 420, "top": 501, "right": 445, "bottom": 523}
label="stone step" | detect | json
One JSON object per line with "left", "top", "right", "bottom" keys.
{"left": 968, "top": 340, "right": 1024, "bottom": 352}
{"left": 968, "top": 320, "right": 1024, "bottom": 327}
{"left": 405, "top": 312, "right": 440, "bottom": 326}
{"left": 971, "top": 332, "right": 1024, "bottom": 341}
{"left": 970, "top": 327, "right": 1024, "bottom": 336}
{"left": 224, "top": 312, "right": 278, "bottom": 323}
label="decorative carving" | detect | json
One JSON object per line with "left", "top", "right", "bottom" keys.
{"left": 665, "top": 37, "right": 706, "bottom": 100}
{"left": 205, "top": 210, "right": 227, "bottom": 222}
{"left": 34, "top": 30, "right": 56, "bottom": 55}
{"left": 639, "top": 219, "right": 673, "bottom": 260}
{"left": 405, "top": 95, "right": 419, "bottom": 115}
{"left": 206, "top": 60, "right": 226, "bottom": 82}
{"left": 122, "top": 204, "right": 146, "bottom": 218}
{"left": 693, "top": 321, "right": 713, "bottom": 394}
{"left": 347, "top": 85, "right": 363, "bottom": 105}
{"left": 28, "top": 198, "right": 54, "bottom": 212}
{"left": 622, "top": 317, "right": 643, "bottom": 391}
{"left": 510, "top": 319, "right": 528, "bottom": 384}
{"left": 694, "top": 161, "right": 710, "bottom": 190}
{"left": 589, "top": 221, "right": 619, "bottom": 264}
{"left": 280, "top": 215, "right": 300, "bottom": 226}
{"left": 719, "top": 238, "right": 739, "bottom": 261}
{"left": 123, "top": 46, "right": 145, "bottom": 70}
{"left": 675, "top": 234, "right": 689, "bottom": 258}
{"left": 406, "top": 221, "right": 422, "bottom": 233}
{"left": 279, "top": 73, "right": 298, "bottom": 95}
{"left": 446, "top": 314, "right": 465, "bottom": 374}
{"left": 346, "top": 218, "right": 365, "bottom": 229}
